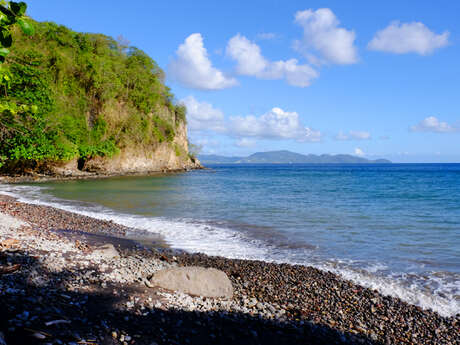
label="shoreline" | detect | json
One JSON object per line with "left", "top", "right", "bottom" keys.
{"left": 0, "top": 166, "right": 206, "bottom": 184}
{"left": 0, "top": 194, "right": 458, "bottom": 344}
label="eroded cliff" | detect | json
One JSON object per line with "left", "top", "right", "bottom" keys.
{"left": 0, "top": 21, "right": 201, "bottom": 177}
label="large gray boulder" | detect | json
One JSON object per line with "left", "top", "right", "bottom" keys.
{"left": 149, "top": 266, "right": 233, "bottom": 298}
{"left": 91, "top": 243, "right": 119, "bottom": 260}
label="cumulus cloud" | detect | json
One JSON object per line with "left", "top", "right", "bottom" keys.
{"left": 354, "top": 148, "right": 365, "bottom": 156}
{"left": 410, "top": 116, "right": 458, "bottom": 133}
{"left": 182, "top": 97, "right": 321, "bottom": 143}
{"left": 169, "top": 33, "right": 237, "bottom": 90}
{"left": 226, "top": 34, "right": 318, "bottom": 87}
{"left": 368, "top": 21, "right": 449, "bottom": 55}
{"left": 227, "top": 35, "right": 266, "bottom": 76}
{"left": 229, "top": 107, "right": 321, "bottom": 142}
{"left": 335, "top": 130, "right": 371, "bottom": 141}
{"left": 180, "top": 96, "right": 225, "bottom": 132}
{"left": 294, "top": 8, "right": 358, "bottom": 65}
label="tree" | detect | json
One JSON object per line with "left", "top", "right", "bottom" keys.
{"left": 0, "top": 1, "right": 34, "bottom": 62}
{"left": 1, "top": 3, "right": 189, "bottom": 172}
{"left": 0, "top": 1, "right": 34, "bottom": 168}
{"left": 0, "top": 1, "right": 34, "bottom": 88}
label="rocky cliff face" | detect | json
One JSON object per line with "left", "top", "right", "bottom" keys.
{"left": 1, "top": 21, "right": 201, "bottom": 178}
{"left": 83, "top": 121, "right": 201, "bottom": 174}
{"left": 52, "top": 120, "right": 201, "bottom": 176}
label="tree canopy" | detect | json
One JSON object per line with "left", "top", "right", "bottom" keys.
{"left": 0, "top": 6, "right": 187, "bottom": 171}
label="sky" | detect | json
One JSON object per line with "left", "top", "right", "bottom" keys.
{"left": 26, "top": 0, "right": 460, "bottom": 162}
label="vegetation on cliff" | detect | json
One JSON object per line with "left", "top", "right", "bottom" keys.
{"left": 0, "top": 13, "right": 188, "bottom": 171}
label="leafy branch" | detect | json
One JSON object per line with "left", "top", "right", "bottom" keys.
{"left": 0, "top": 1, "right": 34, "bottom": 63}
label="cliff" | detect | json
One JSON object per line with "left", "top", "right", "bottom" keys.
{"left": 0, "top": 21, "right": 200, "bottom": 177}
{"left": 54, "top": 111, "right": 201, "bottom": 176}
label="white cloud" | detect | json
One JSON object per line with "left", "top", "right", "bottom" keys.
{"left": 182, "top": 97, "right": 321, "bottom": 143}
{"left": 180, "top": 96, "right": 225, "bottom": 132}
{"left": 335, "top": 130, "right": 371, "bottom": 141}
{"left": 169, "top": 33, "right": 238, "bottom": 90}
{"left": 368, "top": 21, "right": 449, "bottom": 55}
{"left": 226, "top": 34, "right": 318, "bottom": 87}
{"left": 294, "top": 8, "right": 358, "bottom": 65}
{"left": 354, "top": 148, "right": 365, "bottom": 156}
{"left": 229, "top": 107, "right": 321, "bottom": 142}
{"left": 227, "top": 35, "right": 267, "bottom": 76}
{"left": 410, "top": 116, "right": 458, "bottom": 133}
{"left": 235, "top": 138, "right": 256, "bottom": 148}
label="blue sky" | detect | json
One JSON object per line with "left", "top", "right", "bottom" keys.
{"left": 26, "top": 0, "right": 460, "bottom": 162}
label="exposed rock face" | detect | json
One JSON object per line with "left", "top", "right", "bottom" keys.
{"left": 149, "top": 266, "right": 234, "bottom": 298}
{"left": 50, "top": 120, "right": 201, "bottom": 176}
{"left": 1, "top": 101, "right": 202, "bottom": 178}
{"left": 83, "top": 121, "right": 200, "bottom": 174}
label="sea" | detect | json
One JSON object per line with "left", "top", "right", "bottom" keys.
{"left": 0, "top": 163, "right": 459, "bottom": 317}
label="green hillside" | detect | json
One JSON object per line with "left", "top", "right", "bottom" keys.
{"left": 0, "top": 20, "right": 187, "bottom": 172}
{"left": 198, "top": 150, "right": 392, "bottom": 164}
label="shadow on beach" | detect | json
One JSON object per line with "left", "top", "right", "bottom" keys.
{"left": 1, "top": 195, "right": 456, "bottom": 345}
{"left": 0, "top": 250, "right": 379, "bottom": 345}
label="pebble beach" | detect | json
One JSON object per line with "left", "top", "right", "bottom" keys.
{"left": 0, "top": 193, "right": 458, "bottom": 345}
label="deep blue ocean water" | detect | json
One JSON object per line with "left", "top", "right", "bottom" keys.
{"left": 1, "top": 163, "right": 459, "bottom": 316}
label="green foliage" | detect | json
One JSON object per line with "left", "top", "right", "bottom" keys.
{"left": 0, "top": 29, "right": 13, "bottom": 49}
{"left": 1, "top": 16, "right": 188, "bottom": 171}
{"left": 151, "top": 126, "right": 165, "bottom": 143}
{"left": 0, "top": 101, "right": 62, "bottom": 165}
{"left": 174, "top": 104, "right": 187, "bottom": 125}
{"left": 152, "top": 115, "right": 175, "bottom": 143}
{"left": 16, "top": 17, "right": 33, "bottom": 35}
{"left": 173, "top": 143, "right": 182, "bottom": 157}
{"left": 9, "top": 1, "right": 26, "bottom": 16}
{"left": 187, "top": 140, "right": 202, "bottom": 162}
{"left": 0, "top": 2, "right": 33, "bottom": 57}
{"left": 0, "top": 1, "right": 35, "bottom": 168}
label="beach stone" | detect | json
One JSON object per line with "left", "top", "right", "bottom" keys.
{"left": 92, "top": 244, "right": 119, "bottom": 260}
{"left": 149, "top": 266, "right": 233, "bottom": 298}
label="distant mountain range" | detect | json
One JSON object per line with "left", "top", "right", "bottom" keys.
{"left": 198, "top": 150, "right": 391, "bottom": 164}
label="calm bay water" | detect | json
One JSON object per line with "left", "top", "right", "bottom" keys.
{"left": 1, "top": 163, "right": 459, "bottom": 316}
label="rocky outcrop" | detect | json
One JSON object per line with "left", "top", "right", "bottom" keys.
{"left": 82, "top": 118, "right": 201, "bottom": 174}
{"left": 49, "top": 119, "right": 201, "bottom": 177}
{"left": 1, "top": 102, "right": 202, "bottom": 179}
{"left": 1, "top": 21, "right": 204, "bottom": 178}
{"left": 149, "top": 266, "right": 234, "bottom": 298}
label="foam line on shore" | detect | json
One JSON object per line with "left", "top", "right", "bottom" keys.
{"left": 0, "top": 183, "right": 458, "bottom": 317}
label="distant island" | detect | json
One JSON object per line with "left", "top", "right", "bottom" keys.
{"left": 198, "top": 150, "right": 391, "bottom": 164}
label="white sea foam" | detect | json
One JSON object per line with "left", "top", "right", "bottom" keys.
{"left": 316, "top": 263, "right": 459, "bottom": 318}
{"left": 0, "top": 183, "right": 458, "bottom": 317}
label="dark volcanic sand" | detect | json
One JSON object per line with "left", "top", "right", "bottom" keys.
{"left": 0, "top": 194, "right": 458, "bottom": 345}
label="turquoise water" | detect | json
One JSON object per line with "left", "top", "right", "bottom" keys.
{"left": 1, "top": 164, "right": 459, "bottom": 316}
